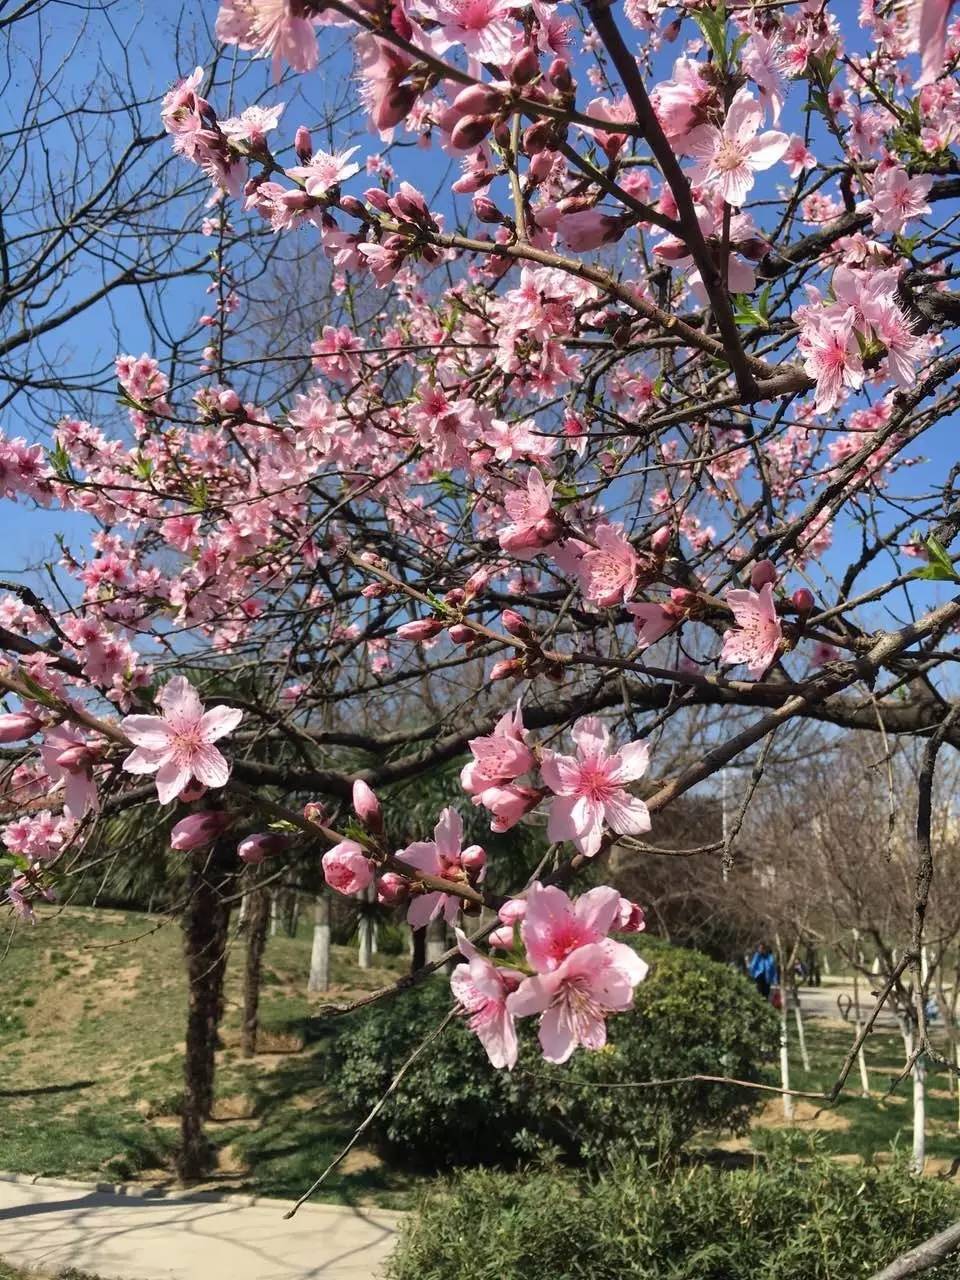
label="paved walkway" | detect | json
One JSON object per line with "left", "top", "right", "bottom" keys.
{"left": 0, "top": 1177, "right": 402, "bottom": 1279}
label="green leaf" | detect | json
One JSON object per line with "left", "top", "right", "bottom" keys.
{"left": 912, "top": 535, "right": 960, "bottom": 582}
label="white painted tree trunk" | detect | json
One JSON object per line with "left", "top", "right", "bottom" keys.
{"left": 900, "top": 1020, "right": 926, "bottom": 1173}
{"left": 793, "top": 995, "right": 810, "bottom": 1073}
{"left": 358, "top": 883, "right": 376, "bottom": 969}
{"left": 270, "top": 892, "right": 278, "bottom": 938}
{"left": 851, "top": 933, "right": 870, "bottom": 1097}
{"left": 913, "top": 1055, "right": 927, "bottom": 1174}
{"left": 426, "top": 917, "right": 447, "bottom": 964}
{"left": 307, "top": 894, "right": 331, "bottom": 994}
{"left": 775, "top": 935, "right": 793, "bottom": 1120}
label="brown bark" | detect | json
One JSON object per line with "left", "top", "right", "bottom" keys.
{"left": 177, "top": 841, "right": 236, "bottom": 1182}
{"left": 241, "top": 880, "right": 270, "bottom": 1058}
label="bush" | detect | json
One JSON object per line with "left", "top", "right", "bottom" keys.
{"left": 332, "top": 937, "right": 778, "bottom": 1168}
{"left": 387, "top": 1146, "right": 960, "bottom": 1280}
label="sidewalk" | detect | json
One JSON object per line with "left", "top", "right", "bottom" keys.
{"left": 0, "top": 1176, "right": 403, "bottom": 1279}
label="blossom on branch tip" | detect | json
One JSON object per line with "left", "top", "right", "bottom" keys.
{"left": 119, "top": 676, "right": 243, "bottom": 804}
{"left": 720, "top": 583, "right": 782, "bottom": 679}
{"left": 541, "top": 716, "right": 651, "bottom": 857}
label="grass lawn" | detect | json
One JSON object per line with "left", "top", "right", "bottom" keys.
{"left": 2, "top": 907, "right": 958, "bottom": 1205}
{"left": 702, "top": 1007, "right": 960, "bottom": 1172}
{"left": 0, "top": 904, "right": 419, "bottom": 1207}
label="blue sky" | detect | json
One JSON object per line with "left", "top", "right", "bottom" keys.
{"left": 1, "top": 0, "right": 957, "bottom": 632}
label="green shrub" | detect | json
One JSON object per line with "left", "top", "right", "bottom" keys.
{"left": 332, "top": 937, "right": 778, "bottom": 1168}
{"left": 387, "top": 1146, "right": 960, "bottom": 1280}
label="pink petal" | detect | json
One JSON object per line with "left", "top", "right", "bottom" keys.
{"left": 609, "top": 740, "right": 649, "bottom": 783}
{"left": 156, "top": 760, "right": 192, "bottom": 805}
{"left": 121, "top": 716, "right": 173, "bottom": 750}
{"left": 572, "top": 885, "right": 621, "bottom": 936}
{"left": 570, "top": 715, "right": 610, "bottom": 759}
{"left": 407, "top": 891, "right": 443, "bottom": 929}
{"left": 747, "top": 130, "right": 789, "bottom": 170}
{"left": 122, "top": 745, "right": 166, "bottom": 775}
{"left": 603, "top": 792, "right": 652, "bottom": 837}
{"left": 191, "top": 743, "right": 231, "bottom": 789}
{"left": 538, "top": 1002, "right": 579, "bottom": 1064}
{"left": 199, "top": 705, "right": 244, "bottom": 742}
{"left": 396, "top": 840, "right": 442, "bottom": 875}
{"left": 507, "top": 973, "right": 553, "bottom": 1018}
{"left": 539, "top": 751, "right": 579, "bottom": 795}
{"left": 433, "top": 807, "right": 463, "bottom": 859}
{"left": 157, "top": 675, "right": 203, "bottom": 722}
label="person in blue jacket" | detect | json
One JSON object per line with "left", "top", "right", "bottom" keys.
{"left": 748, "top": 942, "right": 778, "bottom": 1001}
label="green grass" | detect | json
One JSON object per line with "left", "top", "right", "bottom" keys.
{"left": 693, "top": 1010, "right": 960, "bottom": 1170}
{"left": 0, "top": 1267, "right": 109, "bottom": 1280}
{"left": 3, "top": 907, "right": 958, "bottom": 1208}
{"left": 0, "top": 904, "right": 416, "bottom": 1205}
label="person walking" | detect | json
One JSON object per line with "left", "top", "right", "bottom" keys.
{"left": 749, "top": 941, "right": 778, "bottom": 1001}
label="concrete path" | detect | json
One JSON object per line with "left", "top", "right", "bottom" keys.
{"left": 0, "top": 1177, "right": 403, "bottom": 1279}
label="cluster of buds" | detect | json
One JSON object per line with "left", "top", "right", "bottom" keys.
{"left": 362, "top": 181, "right": 438, "bottom": 233}
{"left": 446, "top": 52, "right": 575, "bottom": 158}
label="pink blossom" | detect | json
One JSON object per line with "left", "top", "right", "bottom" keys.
{"left": 917, "top": 0, "right": 956, "bottom": 86}
{"left": 322, "top": 839, "right": 375, "bottom": 895}
{"left": 508, "top": 941, "right": 647, "bottom": 1062}
{"left": 626, "top": 600, "right": 680, "bottom": 649}
{"left": 574, "top": 523, "right": 641, "bottom": 607}
{"left": 685, "top": 87, "right": 789, "bottom": 207}
{"left": 508, "top": 883, "right": 648, "bottom": 1063}
{"left": 463, "top": 699, "right": 533, "bottom": 789}
{"left": 450, "top": 927, "right": 522, "bottom": 1068}
{"left": 742, "top": 33, "right": 788, "bottom": 122}
{"left": 540, "top": 716, "right": 651, "bottom": 857}
{"left": 498, "top": 469, "right": 563, "bottom": 557}
{"left": 419, "top": 0, "right": 523, "bottom": 63}
{"left": 396, "top": 807, "right": 482, "bottom": 927}
{"left": 865, "top": 167, "right": 933, "bottom": 234}
{"left": 721, "top": 583, "right": 782, "bottom": 678}
{"left": 216, "top": 0, "right": 320, "bottom": 78}
{"left": 783, "top": 135, "right": 817, "bottom": 179}
{"left": 120, "top": 676, "right": 243, "bottom": 804}
{"left": 286, "top": 146, "right": 361, "bottom": 198}
{"left": 40, "top": 725, "right": 98, "bottom": 819}
{"left": 798, "top": 309, "right": 864, "bottom": 413}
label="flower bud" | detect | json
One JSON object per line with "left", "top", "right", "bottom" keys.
{"left": 295, "top": 125, "right": 313, "bottom": 163}
{"left": 55, "top": 744, "right": 96, "bottom": 773}
{"left": 450, "top": 114, "right": 495, "bottom": 150}
{"left": 617, "top": 897, "right": 646, "bottom": 933}
{"left": 527, "top": 151, "right": 554, "bottom": 184}
{"left": 792, "top": 587, "right": 815, "bottom": 612}
{"left": 303, "top": 801, "right": 328, "bottom": 826}
{"left": 498, "top": 898, "right": 526, "bottom": 925}
{"left": 238, "top": 831, "right": 289, "bottom": 864}
{"left": 444, "top": 588, "right": 466, "bottom": 606}
{"left": 361, "top": 583, "right": 388, "bottom": 598}
{"left": 460, "top": 845, "right": 486, "bottom": 877}
{"left": 452, "top": 169, "right": 495, "bottom": 194}
{"left": 463, "top": 569, "right": 490, "bottom": 599}
{"left": 339, "top": 194, "right": 367, "bottom": 219}
{"left": 0, "top": 712, "right": 43, "bottom": 743}
{"left": 376, "top": 83, "right": 418, "bottom": 132}
{"left": 650, "top": 526, "right": 671, "bottom": 555}
{"left": 501, "top": 609, "right": 528, "bottom": 638}
{"left": 170, "top": 811, "right": 232, "bottom": 852}
{"left": 322, "top": 840, "right": 374, "bottom": 896}
{"left": 352, "top": 779, "right": 383, "bottom": 831}
{"left": 490, "top": 658, "right": 522, "bottom": 682}
{"left": 522, "top": 119, "right": 553, "bottom": 154}
{"left": 670, "top": 587, "right": 698, "bottom": 608}
{"left": 510, "top": 46, "right": 540, "bottom": 85}
{"left": 473, "top": 195, "right": 504, "bottom": 224}
{"left": 364, "top": 187, "right": 392, "bottom": 213}
{"left": 218, "top": 388, "right": 241, "bottom": 415}
{"left": 452, "top": 83, "right": 506, "bottom": 115}
{"left": 377, "top": 871, "right": 409, "bottom": 905}
{"left": 750, "top": 559, "right": 777, "bottom": 590}
{"left": 547, "top": 57, "right": 572, "bottom": 92}
{"left": 534, "top": 512, "right": 566, "bottom": 543}
{"left": 396, "top": 618, "right": 444, "bottom": 641}
{"left": 448, "top": 623, "right": 475, "bottom": 644}
{"left": 488, "top": 924, "right": 515, "bottom": 950}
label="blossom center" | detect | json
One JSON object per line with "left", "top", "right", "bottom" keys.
{"left": 576, "top": 762, "right": 615, "bottom": 803}
{"left": 714, "top": 138, "right": 746, "bottom": 173}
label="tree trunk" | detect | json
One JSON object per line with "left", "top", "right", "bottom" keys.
{"left": 358, "top": 882, "right": 376, "bottom": 969}
{"left": 900, "top": 1018, "right": 926, "bottom": 1174}
{"left": 411, "top": 925, "right": 426, "bottom": 973}
{"left": 426, "top": 917, "right": 447, "bottom": 964}
{"left": 285, "top": 890, "right": 300, "bottom": 938}
{"left": 308, "top": 893, "right": 331, "bottom": 994}
{"left": 177, "top": 842, "right": 235, "bottom": 1181}
{"left": 852, "top": 930, "right": 871, "bottom": 1097}
{"left": 775, "top": 933, "right": 793, "bottom": 1120}
{"left": 241, "top": 879, "right": 270, "bottom": 1058}
{"left": 793, "top": 992, "right": 810, "bottom": 1073}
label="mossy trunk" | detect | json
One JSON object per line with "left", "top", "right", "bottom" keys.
{"left": 177, "top": 841, "right": 235, "bottom": 1181}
